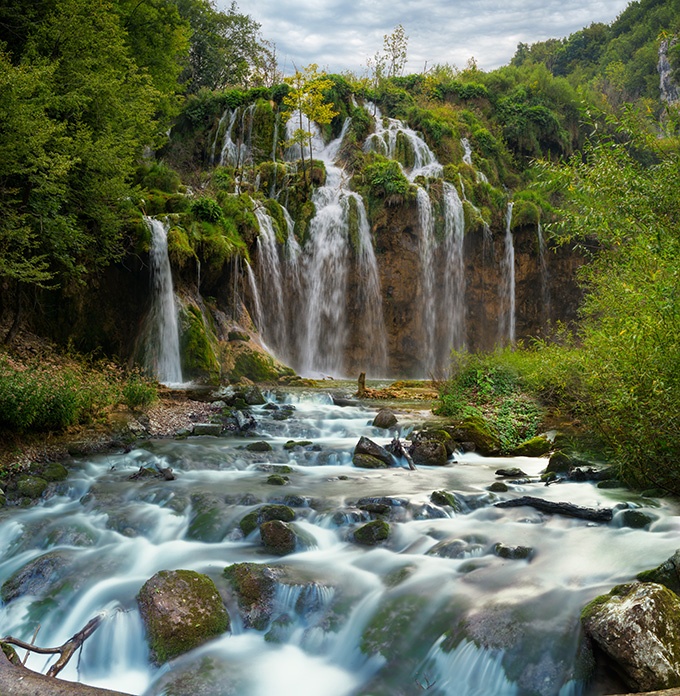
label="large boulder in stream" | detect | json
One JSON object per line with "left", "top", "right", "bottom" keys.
{"left": 637, "top": 549, "right": 680, "bottom": 594}
{"left": 410, "top": 439, "right": 448, "bottom": 466}
{"left": 239, "top": 504, "right": 296, "bottom": 536}
{"left": 137, "top": 570, "right": 230, "bottom": 664}
{"left": 581, "top": 582, "right": 680, "bottom": 691}
{"left": 372, "top": 409, "right": 398, "bottom": 429}
{"left": 259, "top": 520, "right": 297, "bottom": 555}
{"left": 454, "top": 415, "right": 501, "bottom": 456}
{"left": 223, "top": 562, "right": 278, "bottom": 630}
{"left": 353, "top": 436, "right": 396, "bottom": 468}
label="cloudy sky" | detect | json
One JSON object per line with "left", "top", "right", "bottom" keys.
{"left": 230, "top": 0, "right": 632, "bottom": 75}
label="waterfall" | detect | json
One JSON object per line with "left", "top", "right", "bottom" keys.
{"left": 537, "top": 223, "right": 552, "bottom": 326}
{"left": 499, "top": 203, "right": 516, "bottom": 346}
{"left": 441, "top": 182, "right": 466, "bottom": 357}
{"left": 218, "top": 104, "right": 256, "bottom": 170}
{"left": 416, "top": 187, "right": 437, "bottom": 376}
{"left": 144, "top": 217, "right": 183, "bottom": 385}
{"left": 460, "top": 137, "right": 488, "bottom": 183}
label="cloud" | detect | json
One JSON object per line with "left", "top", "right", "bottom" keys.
{"left": 230, "top": 0, "right": 630, "bottom": 74}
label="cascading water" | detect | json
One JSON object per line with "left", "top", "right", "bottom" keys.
{"left": 0, "top": 393, "right": 678, "bottom": 696}
{"left": 143, "top": 216, "right": 183, "bottom": 385}
{"left": 499, "top": 202, "right": 516, "bottom": 345}
{"left": 461, "top": 137, "right": 489, "bottom": 183}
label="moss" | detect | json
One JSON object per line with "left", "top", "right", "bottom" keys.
{"left": 262, "top": 198, "right": 288, "bottom": 244}
{"left": 511, "top": 435, "right": 552, "bottom": 457}
{"left": 360, "top": 594, "right": 427, "bottom": 659}
{"left": 430, "top": 490, "right": 462, "bottom": 511}
{"left": 354, "top": 520, "right": 390, "bottom": 546}
{"left": 137, "top": 570, "right": 230, "bottom": 664}
{"left": 239, "top": 504, "right": 296, "bottom": 536}
{"left": 229, "top": 348, "right": 288, "bottom": 382}
{"left": 458, "top": 415, "right": 501, "bottom": 456}
{"left": 16, "top": 475, "right": 48, "bottom": 499}
{"left": 223, "top": 562, "right": 277, "bottom": 630}
{"left": 40, "top": 462, "right": 69, "bottom": 482}
{"left": 179, "top": 304, "right": 220, "bottom": 382}
{"left": 260, "top": 520, "right": 297, "bottom": 555}
{"left": 251, "top": 100, "right": 276, "bottom": 164}
{"left": 167, "top": 225, "right": 195, "bottom": 268}
{"left": 510, "top": 199, "right": 541, "bottom": 229}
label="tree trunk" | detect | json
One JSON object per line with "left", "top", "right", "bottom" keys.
{"left": 0, "top": 650, "right": 132, "bottom": 696}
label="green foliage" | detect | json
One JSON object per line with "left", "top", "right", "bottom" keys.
{"left": 122, "top": 373, "right": 158, "bottom": 410}
{"left": 137, "top": 161, "right": 182, "bottom": 194}
{"left": 362, "top": 155, "right": 413, "bottom": 203}
{"left": 0, "top": 356, "right": 116, "bottom": 432}
{"left": 191, "top": 197, "right": 224, "bottom": 223}
{"left": 180, "top": 305, "right": 220, "bottom": 381}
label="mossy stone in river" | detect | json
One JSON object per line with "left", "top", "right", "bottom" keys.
{"left": 245, "top": 441, "right": 272, "bottom": 452}
{"left": 546, "top": 451, "right": 573, "bottom": 474}
{"left": 15, "top": 475, "right": 48, "bottom": 499}
{"left": 511, "top": 436, "right": 551, "bottom": 457}
{"left": 223, "top": 562, "right": 277, "bottom": 630}
{"left": 40, "top": 462, "right": 69, "bottom": 482}
{"left": 260, "top": 520, "right": 297, "bottom": 555}
{"left": 137, "top": 570, "right": 230, "bottom": 664}
{"left": 457, "top": 415, "right": 501, "bottom": 456}
{"left": 411, "top": 440, "right": 448, "bottom": 466}
{"left": 353, "top": 453, "right": 390, "bottom": 469}
{"left": 239, "top": 504, "right": 296, "bottom": 536}
{"left": 354, "top": 520, "right": 390, "bottom": 546}
{"left": 430, "top": 490, "right": 462, "bottom": 512}
{"left": 638, "top": 550, "right": 680, "bottom": 595}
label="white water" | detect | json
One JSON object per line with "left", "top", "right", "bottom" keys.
{"left": 499, "top": 203, "right": 516, "bottom": 346}
{"left": 143, "top": 217, "right": 183, "bottom": 385}
{"left": 0, "top": 393, "right": 678, "bottom": 696}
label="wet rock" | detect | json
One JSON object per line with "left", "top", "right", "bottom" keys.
{"left": 427, "top": 539, "right": 483, "bottom": 559}
{"left": 239, "top": 504, "right": 296, "bottom": 536}
{"left": 410, "top": 440, "right": 448, "bottom": 466}
{"left": 332, "top": 395, "right": 359, "bottom": 407}
{"left": 545, "top": 451, "right": 573, "bottom": 474}
{"left": 454, "top": 415, "right": 501, "bottom": 456}
{"left": 597, "top": 480, "right": 624, "bottom": 489}
{"left": 245, "top": 441, "right": 272, "bottom": 452}
{"left": 581, "top": 582, "right": 680, "bottom": 691}
{"left": 430, "top": 490, "right": 463, "bottom": 512}
{"left": 235, "top": 411, "right": 257, "bottom": 431}
{"left": 272, "top": 405, "right": 296, "bottom": 421}
{"left": 223, "top": 562, "right": 278, "bottom": 630}
{"left": 187, "top": 494, "right": 229, "bottom": 542}
{"left": 15, "top": 475, "right": 49, "bottom": 500}
{"left": 372, "top": 409, "right": 398, "bottom": 429}
{"left": 511, "top": 436, "right": 552, "bottom": 457}
{"left": 266, "top": 474, "right": 289, "bottom": 486}
{"left": 283, "top": 440, "right": 313, "bottom": 450}
{"left": 40, "top": 462, "right": 69, "bottom": 482}
{"left": 413, "top": 429, "right": 456, "bottom": 456}
{"left": 487, "top": 482, "right": 509, "bottom": 493}
{"left": 137, "top": 570, "right": 230, "bottom": 664}
{"left": 638, "top": 550, "right": 680, "bottom": 595}
{"left": 192, "top": 423, "right": 222, "bottom": 437}
{"left": 356, "top": 496, "right": 409, "bottom": 516}
{"left": 495, "top": 467, "right": 527, "bottom": 478}
{"left": 244, "top": 385, "right": 266, "bottom": 405}
{"left": 353, "top": 453, "right": 390, "bottom": 469}
{"left": 619, "top": 508, "right": 656, "bottom": 529}
{"left": 493, "top": 542, "right": 533, "bottom": 560}
{"left": 353, "top": 436, "right": 396, "bottom": 468}
{"left": 1, "top": 551, "right": 74, "bottom": 603}
{"left": 260, "top": 520, "right": 297, "bottom": 555}
{"left": 354, "top": 520, "right": 390, "bottom": 546}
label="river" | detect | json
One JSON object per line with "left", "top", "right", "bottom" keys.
{"left": 0, "top": 390, "right": 677, "bottom": 695}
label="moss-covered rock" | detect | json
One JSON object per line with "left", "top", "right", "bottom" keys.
{"left": 180, "top": 304, "right": 221, "bottom": 382}
{"left": 15, "top": 475, "right": 48, "bottom": 499}
{"left": 493, "top": 542, "right": 533, "bottom": 560}
{"left": 260, "top": 520, "right": 297, "bottom": 555}
{"left": 239, "top": 504, "right": 296, "bottom": 536}
{"left": 40, "top": 462, "right": 69, "bottom": 482}
{"left": 456, "top": 415, "right": 501, "bottom": 456}
{"left": 638, "top": 550, "right": 680, "bottom": 594}
{"left": 1, "top": 551, "right": 74, "bottom": 603}
{"left": 229, "top": 347, "right": 292, "bottom": 382}
{"left": 266, "top": 474, "right": 289, "bottom": 486}
{"left": 511, "top": 435, "right": 552, "bottom": 457}
{"left": 411, "top": 439, "right": 448, "bottom": 466}
{"left": 353, "top": 453, "right": 391, "bottom": 469}
{"left": 245, "top": 441, "right": 272, "bottom": 452}
{"left": 545, "top": 451, "right": 573, "bottom": 474}
{"left": 353, "top": 436, "right": 395, "bottom": 467}
{"left": 430, "top": 490, "right": 463, "bottom": 512}
{"left": 354, "top": 520, "right": 390, "bottom": 546}
{"left": 137, "top": 570, "right": 230, "bottom": 664}
{"left": 581, "top": 582, "right": 680, "bottom": 692}
{"left": 223, "top": 562, "right": 277, "bottom": 630}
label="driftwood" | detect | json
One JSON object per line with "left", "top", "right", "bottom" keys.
{"left": 0, "top": 616, "right": 132, "bottom": 696}
{"left": 611, "top": 690, "right": 680, "bottom": 696}
{"left": 495, "top": 496, "right": 613, "bottom": 522}
{"left": 386, "top": 437, "right": 417, "bottom": 470}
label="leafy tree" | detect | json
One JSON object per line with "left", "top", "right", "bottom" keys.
{"left": 282, "top": 63, "right": 338, "bottom": 192}
{"left": 368, "top": 24, "right": 409, "bottom": 85}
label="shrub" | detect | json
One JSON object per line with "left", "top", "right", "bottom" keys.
{"left": 122, "top": 374, "right": 158, "bottom": 410}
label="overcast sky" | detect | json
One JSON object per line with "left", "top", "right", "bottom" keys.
{"left": 230, "top": 0, "right": 632, "bottom": 75}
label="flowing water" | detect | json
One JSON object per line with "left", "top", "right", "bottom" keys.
{"left": 142, "top": 217, "right": 183, "bottom": 385}
{"left": 499, "top": 203, "right": 516, "bottom": 346}
{"left": 0, "top": 392, "right": 677, "bottom": 696}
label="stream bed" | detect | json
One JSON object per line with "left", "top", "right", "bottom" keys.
{"left": 0, "top": 391, "right": 678, "bottom": 696}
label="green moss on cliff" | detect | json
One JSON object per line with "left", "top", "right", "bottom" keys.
{"left": 180, "top": 304, "right": 220, "bottom": 382}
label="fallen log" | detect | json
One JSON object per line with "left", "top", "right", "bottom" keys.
{"left": 386, "top": 437, "right": 417, "bottom": 470}
{"left": 495, "top": 496, "right": 613, "bottom": 522}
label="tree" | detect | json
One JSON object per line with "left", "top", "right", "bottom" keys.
{"left": 368, "top": 24, "right": 409, "bottom": 85}
{"left": 282, "top": 63, "right": 338, "bottom": 192}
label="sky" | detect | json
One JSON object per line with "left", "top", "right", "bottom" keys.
{"left": 230, "top": 0, "right": 633, "bottom": 75}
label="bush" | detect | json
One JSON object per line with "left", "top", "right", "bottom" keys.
{"left": 122, "top": 374, "right": 158, "bottom": 410}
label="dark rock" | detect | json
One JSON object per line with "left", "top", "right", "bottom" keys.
{"left": 426, "top": 539, "right": 484, "bottom": 559}
{"left": 245, "top": 441, "right": 272, "bottom": 452}
{"left": 372, "top": 409, "right": 398, "bottom": 429}
{"left": 244, "top": 385, "right": 266, "bottom": 405}
{"left": 235, "top": 410, "right": 257, "bottom": 431}
{"left": 487, "top": 482, "right": 509, "bottom": 493}
{"left": 455, "top": 415, "right": 501, "bottom": 456}
{"left": 353, "top": 436, "right": 396, "bottom": 467}
{"left": 137, "top": 570, "right": 230, "bottom": 664}
{"left": 511, "top": 436, "right": 552, "bottom": 457}
{"left": 192, "top": 423, "right": 223, "bottom": 437}
{"left": 354, "top": 520, "right": 390, "bottom": 546}
{"left": 266, "top": 474, "right": 289, "bottom": 486}
{"left": 353, "top": 453, "right": 390, "bottom": 469}
{"left": 430, "top": 490, "right": 462, "bottom": 512}
{"left": 239, "top": 504, "right": 296, "bottom": 536}
{"left": 40, "top": 462, "right": 69, "bottom": 482}
{"left": 495, "top": 468, "right": 527, "bottom": 478}
{"left": 597, "top": 480, "right": 625, "bottom": 489}
{"left": 1, "top": 551, "right": 74, "bottom": 603}
{"left": 223, "top": 562, "right": 278, "bottom": 630}
{"left": 493, "top": 543, "right": 533, "bottom": 560}
{"left": 638, "top": 550, "right": 680, "bottom": 594}
{"left": 545, "top": 451, "right": 573, "bottom": 474}
{"left": 495, "top": 496, "right": 613, "bottom": 522}
{"left": 619, "top": 509, "right": 656, "bottom": 529}
{"left": 15, "top": 475, "right": 48, "bottom": 499}
{"left": 411, "top": 440, "right": 448, "bottom": 466}
{"left": 581, "top": 582, "right": 680, "bottom": 691}
{"left": 260, "top": 520, "right": 297, "bottom": 555}
{"left": 332, "top": 395, "right": 359, "bottom": 407}
{"left": 284, "top": 440, "right": 313, "bottom": 450}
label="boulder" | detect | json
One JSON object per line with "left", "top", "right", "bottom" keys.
{"left": 455, "top": 415, "right": 501, "bottom": 456}
{"left": 192, "top": 423, "right": 222, "bottom": 437}
{"left": 430, "top": 490, "right": 462, "bottom": 512}
{"left": 581, "top": 582, "right": 680, "bottom": 692}
{"left": 245, "top": 441, "right": 272, "bottom": 452}
{"left": 638, "top": 549, "right": 680, "bottom": 594}
{"left": 15, "top": 475, "right": 49, "bottom": 499}
{"left": 137, "top": 570, "right": 230, "bottom": 664}
{"left": 353, "top": 453, "right": 390, "bottom": 469}
{"left": 354, "top": 520, "right": 390, "bottom": 546}
{"left": 511, "top": 436, "right": 552, "bottom": 457}
{"left": 495, "top": 467, "right": 527, "bottom": 478}
{"left": 372, "top": 409, "right": 398, "bottom": 429}
{"left": 493, "top": 543, "right": 533, "bottom": 560}
{"left": 410, "top": 440, "right": 448, "bottom": 466}
{"left": 244, "top": 385, "right": 266, "bottom": 405}
{"left": 353, "top": 436, "right": 396, "bottom": 468}
{"left": 1, "top": 551, "right": 74, "bottom": 603}
{"left": 223, "top": 562, "right": 278, "bottom": 630}
{"left": 239, "top": 504, "right": 296, "bottom": 536}
{"left": 545, "top": 451, "right": 573, "bottom": 474}
{"left": 260, "top": 520, "right": 297, "bottom": 555}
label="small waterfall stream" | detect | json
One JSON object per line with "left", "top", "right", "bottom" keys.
{"left": 499, "top": 203, "right": 516, "bottom": 345}
{"left": 0, "top": 393, "right": 677, "bottom": 695}
{"left": 143, "top": 217, "right": 183, "bottom": 385}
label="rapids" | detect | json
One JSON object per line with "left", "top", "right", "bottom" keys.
{"left": 0, "top": 391, "right": 677, "bottom": 696}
